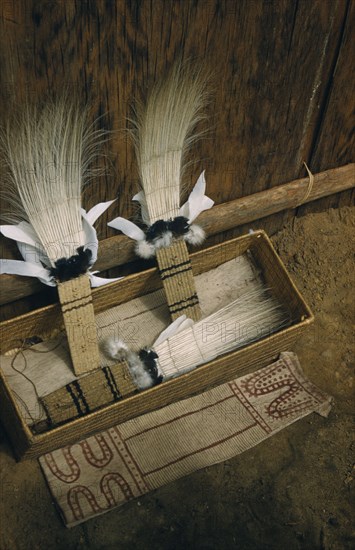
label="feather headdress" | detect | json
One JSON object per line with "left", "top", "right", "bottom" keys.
{"left": 0, "top": 99, "right": 117, "bottom": 374}
{"left": 105, "top": 286, "right": 288, "bottom": 389}
{"left": 108, "top": 63, "right": 214, "bottom": 321}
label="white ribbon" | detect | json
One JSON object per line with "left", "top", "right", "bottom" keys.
{"left": 107, "top": 217, "right": 145, "bottom": 242}
{"left": 179, "top": 171, "right": 214, "bottom": 223}
{"left": 108, "top": 171, "right": 214, "bottom": 241}
{"left": 153, "top": 314, "right": 194, "bottom": 347}
{"left": 0, "top": 221, "right": 40, "bottom": 248}
{"left": 81, "top": 210, "right": 100, "bottom": 265}
{"left": 0, "top": 200, "right": 122, "bottom": 288}
{"left": 84, "top": 199, "right": 117, "bottom": 226}
{"left": 89, "top": 272, "right": 122, "bottom": 288}
{"left": 0, "top": 259, "right": 57, "bottom": 286}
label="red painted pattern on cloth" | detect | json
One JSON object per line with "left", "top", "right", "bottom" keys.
{"left": 100, "top": 472, "right": 135, "bottom": 506}
{"left": 67, "top": 485, "right": 102, "bottom": 521}
{"left": 44, "top": 447, "right": 80, "bottom": 483}
{"left": 124, "top": 393, "right": 236, "bottom": 441}
{"left": 143, "top": 422, "right": 258, "bottom": 476}
{"left": 240, "top": 362, "right": 321, "bottom": 420}
{"left": 108, "top": 428, "right": 149, "bottom": 494}
{"left": 79, "top": 434, "right": 113, "bottom": 468}
{"left": 228, "top": 381, "right": 271, "bottom": 433}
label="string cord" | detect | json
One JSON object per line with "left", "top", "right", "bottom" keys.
{"left": 298, "top": 162, "right": 314, "bottom": 206}
{"left": 9, "top": 335, "right": 65, "bottom": 424}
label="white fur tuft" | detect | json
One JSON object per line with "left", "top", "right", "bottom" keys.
{"left": 101, "top": 337, "right": 157, "bottom": 390}
{"left": 125, "top": 352, "right": 155, "bottom": 390}
{"left": 135, "top": 239, "right": 156, "bottom": 259}
{"left": 101, "top": 337, "right": 129, "bottom": 361}
{"left": 153, "top": 231, "right": 173, "bottom": 249}
{"left": 185, "top": 224, "right": 205, "bottom": 246}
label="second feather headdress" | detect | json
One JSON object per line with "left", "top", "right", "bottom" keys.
{"left": 108, "top": 63, "right": 214, "bottom": 321}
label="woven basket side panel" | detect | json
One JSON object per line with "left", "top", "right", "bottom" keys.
{"left": 0, "top": 374, "right": 32, "bottom": 458}
{"left": 57, "top": 275, "right": 100, "bottom": 376}
{"left": 156, "top": 240, "right": 201, "bottom": 321}
{"left": 40, "top": 361, "right": 136, "bottom": 426}
{"left": 25, "top": 330, "right": 299, "bottom": 458}
{"left": 20, "top": 328, "right": 305, "bottom": 459}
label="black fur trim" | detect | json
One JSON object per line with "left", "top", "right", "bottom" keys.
{"left": 145, "top": 216, "right": 190, "bottom": 243}
{"left": 138, "top": 348, "right": 163, "bottom": 385}
{"left": 168, "top": 216, "right": 190, "bottom": 237}
{"left": 145, "top": 220, "right": 170, "bottom": 242}
{"left": 50, "top": 246, "right": 92, "bottom": 282}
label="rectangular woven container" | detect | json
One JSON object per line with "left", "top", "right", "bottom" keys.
{"left": 0, "top": 231, "right": 314, "bottom": 459}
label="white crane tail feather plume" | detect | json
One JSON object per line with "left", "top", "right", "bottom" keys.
{"left": 1, "top": 99, "right": 105, "bottom": 265}
{"left": 133, "top": 63, "right": 209, "bottom": 223}
{"left": 155, "top": 287, "right": 288, "bottom": 379}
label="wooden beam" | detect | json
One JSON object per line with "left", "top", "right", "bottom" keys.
{"left": 0, "top": 163, "right": 353, "bottom": 306}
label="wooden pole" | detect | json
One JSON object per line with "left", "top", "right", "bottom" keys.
{"left": 0, "top": 163, "right": 353, "bottom": 306}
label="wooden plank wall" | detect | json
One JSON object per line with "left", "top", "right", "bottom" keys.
{"left": 0, "top": 0, "right": 354, "bottom": 319}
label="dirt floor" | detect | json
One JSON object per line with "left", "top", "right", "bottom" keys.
{"left": 0, "top": 206, "right": 354, "bottom": 550}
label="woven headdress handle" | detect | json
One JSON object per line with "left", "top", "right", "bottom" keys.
{"left": 155, "top": 238, "right": 201, "bottom": 321}
{"left": 56, "top": 272, "right": 100, "bottom": 376}
{"left": 50, "top": 203, "right": 119, "bottom": 376}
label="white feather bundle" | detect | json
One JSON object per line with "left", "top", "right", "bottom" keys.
{"left": 132, "top": 62, "right": 209, "bottom": 224}
{"left": 1, "top": 99, "right": 106, "bottom": 265}
{"left": 155, "top": 287, "right": 288, "bottom": 379}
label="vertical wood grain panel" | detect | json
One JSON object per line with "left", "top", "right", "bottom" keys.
{"left": 1, "top": 1, "right": 350, "bottom": 223}
{"left": 0, "top": 0, "right": 353, "bottom": 320}
{"left": 299, "top": 0, "right": 354, "bottom": 215}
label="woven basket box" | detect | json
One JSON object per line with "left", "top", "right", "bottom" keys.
{"left": 0, "top": 230, "right": 313, "bottom": 459}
